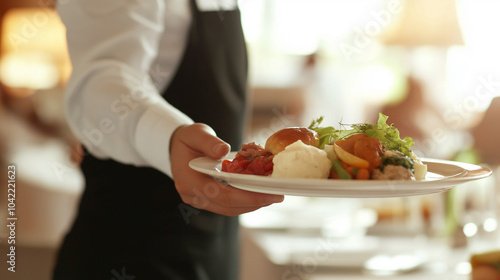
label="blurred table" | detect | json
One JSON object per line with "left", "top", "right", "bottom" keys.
{"left": 241, "top": 226, "right": 471, "bottom": 280}
{"left": 238, "top": 196, "right": 493, "bottom": 280}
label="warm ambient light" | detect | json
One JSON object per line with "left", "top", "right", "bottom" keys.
{"left": 0, "top": 8, "right": 71, "bottom": 93}
{"left": 1, "top": 52, "right": 59, "bottom": 90}
{"left": 380, "top": 0, "right": 464, "bottom": 47}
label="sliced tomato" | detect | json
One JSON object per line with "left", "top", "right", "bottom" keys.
{"left": 264, "top": 160, "right": 274, "bottom": 174}
{"left": 222, "top": 157, "right": 251, "bottom": 173}
{"left": 222, "top": 154, "right": 273, "bottom": 176}
{"left": 247, "top": 157, "right": 266, "bottom": 175}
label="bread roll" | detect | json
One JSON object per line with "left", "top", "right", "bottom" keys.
{"left": 265, "top": 127, "right": 320, "bottom": 155}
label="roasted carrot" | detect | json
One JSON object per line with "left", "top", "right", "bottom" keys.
{"left": 329, "top": 169, "right": 340, "bottom": 179}
{"left": 355, "top": 168, "right": 370, "bottom": 180}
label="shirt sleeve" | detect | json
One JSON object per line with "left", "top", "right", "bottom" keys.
{"left": 58, "top": 0, "right": 193, "bottom": 178}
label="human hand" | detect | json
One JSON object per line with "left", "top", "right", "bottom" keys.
{"left": 170, "top": 123, "right": 284, "bottom": 216}
{"left": 70, "top": 142, "right": 84, "bottom": 164}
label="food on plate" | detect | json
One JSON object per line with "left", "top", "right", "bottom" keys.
{"left": 271, "top": 140, "right": 331, "bottom": 179}
{"left": 371, "top": 150, "right": 413, "bottom": 180}
{"left": 411, "top": 154, "right": 428, "bottom": 180}
{"left": 222, "top": 113, "right": 427, "bottom": 180}
{"left": 221, "top": 142, "right": 274, "bottom": 176}
{"left": 265, "top": 127, "right": 320, "bottom": 155}
{"left": 372, "top": 164, "right": 412, "bottom": 180}
{"left": 309, "top": 112, "right": 427, "bottom": 180}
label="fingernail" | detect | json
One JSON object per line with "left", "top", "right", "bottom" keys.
{"left": 266, "top": 195, "right": 284, "bottom": 204}
{"left": 213, "top": 143, "right": 230, "bottom": 157}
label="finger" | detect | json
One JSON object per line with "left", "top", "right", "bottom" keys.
{"left": 70, "top": 144, "right": 84, "bottom": 164}
{"left": 179, "top": 177, "right": 284, "bottom": 209}
{"left": 200, "top": 205, "right": 267, "bottom": 217}
{"left": 183, "top": 185, "right": 279, "bottom": 216}
{"left": 181, "top": 195, "right": 267, "bottom": 216}
{"left": 214, "top": 183, "right": 284, "bottom": 208}
{"left": 179, "top": 123, "right": 231, "bottom": 159}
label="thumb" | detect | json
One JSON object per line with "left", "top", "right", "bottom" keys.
{"left": 179, "top": 123, "right": 231, "bottom": 159}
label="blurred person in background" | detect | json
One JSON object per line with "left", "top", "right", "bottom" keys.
{"left": 471, "top": 97, "right": 500, "bottom": 166}
{"left": 53, "top": 0, "right": 283, "bottom": 279}
{"left": 378, "top": 76, "right": 443, "bottom": 144}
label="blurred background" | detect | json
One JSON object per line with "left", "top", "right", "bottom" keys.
{"left": 0, "top": 0, "right": 500, "bottom": 279}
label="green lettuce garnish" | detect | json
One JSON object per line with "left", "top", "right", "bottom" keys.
{"left": 308, "top": 113, "right": 414, "bottom": 157}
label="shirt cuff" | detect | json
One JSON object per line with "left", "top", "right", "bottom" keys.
{"left": 135, "top": 100, "right": 194, "bottom": 178}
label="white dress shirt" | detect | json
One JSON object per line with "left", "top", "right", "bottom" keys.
{"left": 58, "top": 0, "right": 238, "bottom": 178}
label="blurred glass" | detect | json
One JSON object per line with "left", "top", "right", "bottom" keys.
{"left": 458, "top": 167, "right": 499, "bottom": 252}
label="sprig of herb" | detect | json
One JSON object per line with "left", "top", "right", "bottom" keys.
{"left": 308, "top": 113, "right": 414, "bottom": 157}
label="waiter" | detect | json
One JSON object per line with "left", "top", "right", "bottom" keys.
{"left": 54, "top": 0, "right": 284, "bottom": 279}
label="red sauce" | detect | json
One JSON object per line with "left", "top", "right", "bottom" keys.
{"left": 222, "top": 143, "right": 274, "bottom": 176}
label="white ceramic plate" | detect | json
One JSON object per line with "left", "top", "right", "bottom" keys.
{"left": 189, "top": 152, "right": 492, "bottom": 198}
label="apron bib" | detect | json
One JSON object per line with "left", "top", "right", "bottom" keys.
{"left": 53, "top": 0, "right": 247, "bottom": 279}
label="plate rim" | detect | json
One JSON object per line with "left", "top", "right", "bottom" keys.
{"left": 188, "top": 152, "right": 492, "bottom": 197}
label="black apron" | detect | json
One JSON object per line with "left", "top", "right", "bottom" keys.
{"left": 53, "top": 0, "right": 247, "bottom": 279}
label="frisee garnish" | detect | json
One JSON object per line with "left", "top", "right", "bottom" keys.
{"left": 308, "top": 113, "right": 414, "bottom": 157}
